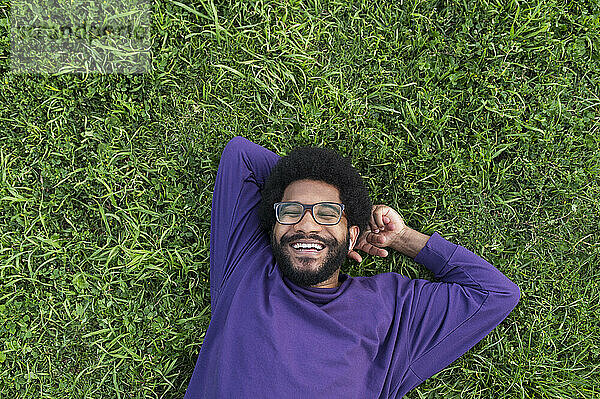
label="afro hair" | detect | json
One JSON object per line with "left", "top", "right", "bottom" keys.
{"left": 259, "top": 146, "right": 372, "bottom": 237}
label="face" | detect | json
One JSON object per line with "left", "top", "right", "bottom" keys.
{"left": 271, "top": 179, "right": 359, "bottom": 287}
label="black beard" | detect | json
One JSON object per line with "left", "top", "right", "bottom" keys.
{"left": 271, "top": 231, "right": 349, "bottom": 287}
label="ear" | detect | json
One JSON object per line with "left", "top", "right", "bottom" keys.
{"left": 348, "top": 225, "right": 360, "bottom": 252}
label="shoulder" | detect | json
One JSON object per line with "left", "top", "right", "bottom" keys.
{"left": 350, "top": 272, "right": 415, "bottom": 294}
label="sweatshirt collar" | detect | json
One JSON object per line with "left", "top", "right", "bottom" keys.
{"left": 282, "top": 272, "right": 351, "bottom": 304}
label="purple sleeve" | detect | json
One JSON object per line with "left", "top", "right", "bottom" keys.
{"left": 209, "top": 136, "right": 279, "bottom": 310}
{"left": 401, "top": 232, "right": 520, "bottom": 388}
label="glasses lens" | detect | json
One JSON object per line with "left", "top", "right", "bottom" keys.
{"left": 277, "top": 203, "right": 304, "bottom": 224}
{"left": 314, "top": 203, "right": 342, "bottom": 225}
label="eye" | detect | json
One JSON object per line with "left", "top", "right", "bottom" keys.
{"left": 278, "top": 204, "right": 303, "bottom": 220}
{"left": 316, "top": 210, "right": 337, "bottom": 218}
{"left": 315, "top": 204, "right": 340, "bottom": 221}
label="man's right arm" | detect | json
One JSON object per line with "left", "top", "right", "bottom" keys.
{"left": 209, "top": 136, "right": 279, "bottom": 310}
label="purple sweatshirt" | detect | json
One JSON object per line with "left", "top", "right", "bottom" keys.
{"left": 184, "top": 137, "right": 520, "bottom": 398}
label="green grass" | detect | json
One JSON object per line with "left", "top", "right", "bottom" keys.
{"left": 1, "top": 0, "right": 599, "bottom": 397}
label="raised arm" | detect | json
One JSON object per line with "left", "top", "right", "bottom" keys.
{"left": 402, "top": 232, "right": 520, "bottom": 383}
{"left": 209, "top": 136, "right": 279, "bottom": 309}
{"left": 355, "top": 205, "right": 520, "bottom": 393}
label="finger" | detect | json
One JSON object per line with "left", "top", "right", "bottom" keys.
{"left": 373, "top": 206, "right": 385, "bottom": 230}
{"left": 352, "top": 240, "right": 368, "bottom": 252}
{"left": 355, "top": 232, "right": 370, "bottom": 247}
{"left": 347, "top": 251, "right": 362, "bottom": 263}
{"left": 369, "top": 214, "right": 379, "bottom": 233}
{"left": 361, "top": 238, "right": 389, "bottom": 257}
{"left": 366, "top": 231, "right": 386, "bottom": 246}
{"left": 382, "top": 215, "right": 396, "bottom": 230}
{"left": 366, "top": 244, "right": 388, "bottom": 257}
{"left": 379, "top": 214, "right": 396, "bottom": 233}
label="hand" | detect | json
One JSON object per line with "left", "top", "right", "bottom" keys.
{"left": 347, "top": 205, "right": 409, "bottom": 263}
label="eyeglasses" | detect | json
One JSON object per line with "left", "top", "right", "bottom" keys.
{"left": 274, "top": 202, "right": 345, "bottom": 226}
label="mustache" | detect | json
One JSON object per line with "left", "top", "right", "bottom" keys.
{"left": 279, "top": 233, "right": 338, "bottom": 247}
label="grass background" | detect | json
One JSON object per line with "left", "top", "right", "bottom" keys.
{"left": 1, "top": 0, "right": 599, "bottom": 397}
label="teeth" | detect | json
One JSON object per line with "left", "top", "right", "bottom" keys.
{"left": 291, "top": 242, "right": 324, "bottom": 250}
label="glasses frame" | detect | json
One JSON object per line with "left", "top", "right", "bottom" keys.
{"left": 273, "top": 201, "right": 346, "bottom": 226}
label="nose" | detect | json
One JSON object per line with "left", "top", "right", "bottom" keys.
{"left": 294, "top": 209, "right": 322, "bottom": 233}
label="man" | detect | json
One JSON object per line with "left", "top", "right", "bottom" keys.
{"left": 184, "top": 136, "right": 520, "bottom": 398}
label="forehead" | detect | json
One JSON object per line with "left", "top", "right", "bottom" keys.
{"left": 281, "top": 179, "right": 341, "bottom": 204}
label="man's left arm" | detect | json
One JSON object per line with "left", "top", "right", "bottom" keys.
{"left": 400, "top": 230, "right": 520, "bottom": 382}
{"left": 353, "top": 206, "right": 520, "bottom": 388}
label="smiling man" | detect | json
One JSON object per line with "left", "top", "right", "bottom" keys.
{"left": 184, "top": 136, "right": 520, "bottom": 398}
{"left": 271, "top": 179, "right": 355, "bottom": 289}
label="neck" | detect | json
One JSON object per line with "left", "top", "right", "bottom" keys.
{"left": 311, "top": 269, "right": 341, "bottom": 289}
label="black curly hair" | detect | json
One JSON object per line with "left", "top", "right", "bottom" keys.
{"left": 259, "top": 146, "right": 372, "bottom": 237}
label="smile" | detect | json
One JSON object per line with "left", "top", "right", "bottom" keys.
{"left": 290, "top": 242, "right": 325, "bottom": 252}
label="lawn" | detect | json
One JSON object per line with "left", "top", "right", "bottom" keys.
{"left": 1, "top": 0, "right": 599, "bottom": 397}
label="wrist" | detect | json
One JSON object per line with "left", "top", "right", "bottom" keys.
{"left": 390, "top": 227, "right": 430, "bottom": 259}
